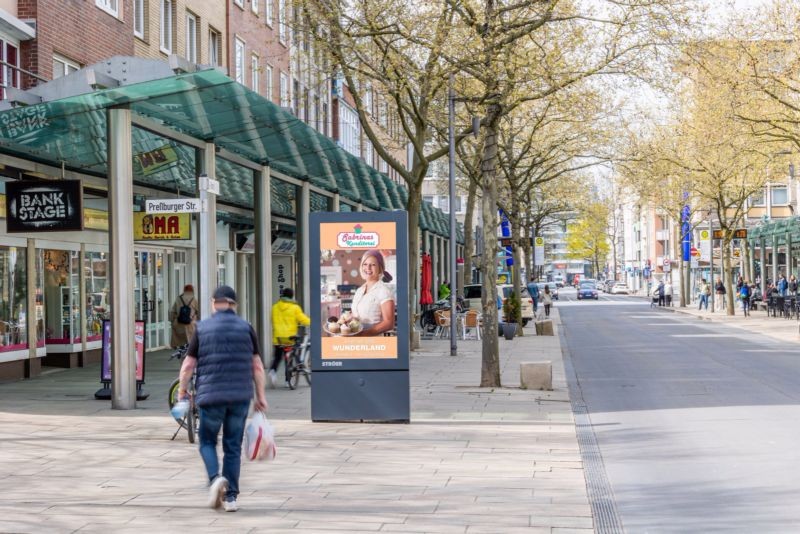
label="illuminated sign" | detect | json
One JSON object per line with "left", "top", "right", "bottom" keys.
{"left": 133, "top": 212, "right": 192, "bottom": 240}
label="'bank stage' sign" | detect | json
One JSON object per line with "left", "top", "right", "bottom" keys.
{"left": 5, "top": 180, "right": 84, "bottom": 232}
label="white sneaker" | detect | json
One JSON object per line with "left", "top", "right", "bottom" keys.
{"left": 223, "top": 499, "right": 238, "bottom": 512}
{"left": 208, "top": 476, "right": 228, "bottom": 509}
{"left": 268, "top": 370, "right": 277, "bottom": 387}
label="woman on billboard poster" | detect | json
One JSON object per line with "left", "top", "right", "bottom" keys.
{"left": 350, "top": 250, "right": 396, "bottom": 336}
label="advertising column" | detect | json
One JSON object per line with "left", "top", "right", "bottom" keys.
{"left": 310, "top": 212, "right": 409, "bottom": 422}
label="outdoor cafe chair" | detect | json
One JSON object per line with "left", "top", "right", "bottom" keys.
{"left": 434, "top": 309, "right": 451, "bottom": 339}
{"left": 461, "top": 310, "right": 481, "bottom": 340}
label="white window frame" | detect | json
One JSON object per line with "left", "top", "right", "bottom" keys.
{"left": 265, "top": 64, "right": 274, "bottom": 101}
{"left": 133, "top": 0, "right": 145, "bottom": 38}
{"left": 53, "top": 54, "right": 80, "bottom": 80}
{"left": 266, "top": 0, "right": 274, "bottom": 26}
{"left": 209, "top": 28, "right": 221, "bottom": 66}
{"left": 251, "top": 53, "right": 259, "bottom": 91}
{"left": 279, "top": 0, "right": 287, "bottom": 45}
{"left": 96, "top": 0, "right": 119, "bottom": 18}
{"left": 185, "top": 12, "right": 198, "bottom": 64}
{"left": 160, "top": 0, "right": 174, "bottom": 55}
{"left": 280, "top": 72, "right": 290, "bottom": 108}
{"left": 750, "top": 188, "right": 766, "bottom": 207}
{"left": 771, "top": 185, "right": 789, "bottom": 206}
{"left": 234, "top": 0, "right": 244, "bottom": 8}
{"left": 339, "top": 103, "right": 361, "bottom": 157}
{"left": 234, "top": 38, "right": 246, "bottom": 84}
{"left": 252, "top": 0, "right": 259, "bottom": 14}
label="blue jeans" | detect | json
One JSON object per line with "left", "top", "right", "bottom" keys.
{"left": 198, "top": 401, "right": 250, "bottom": 500}
{"left": 698, "top": 294, "right": 708, "bottom": 310}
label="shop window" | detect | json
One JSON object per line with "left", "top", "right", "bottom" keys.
{"left": 44, "top": 250, "right": 80, "bottom": 344}
{"left": 0, "top": 246, "right": 27, "bottom": 352}
{"left": 85, "top": 252, "right": 108, "bottom": 342}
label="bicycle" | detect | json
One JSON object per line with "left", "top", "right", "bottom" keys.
{"left": 283, "top": 331, "right": 311, "bottom": 390}
{"left": 167, "top": 344, "right": 199, "bottom": 443}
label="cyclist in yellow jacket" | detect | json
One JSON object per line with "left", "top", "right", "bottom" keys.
{"left": 269, "top": 287, "right": 310, "bottom": 387}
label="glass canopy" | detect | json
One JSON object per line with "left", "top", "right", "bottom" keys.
{"left": 0, "top": 68, "right": 462, "bottom": 240}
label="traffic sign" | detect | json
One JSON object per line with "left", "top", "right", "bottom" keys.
{"left": 690, "top": 247, "right": 699, "bottom": 257}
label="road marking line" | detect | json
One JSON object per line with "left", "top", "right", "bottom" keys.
{"left": 670, "top": 334, "right": 728, "bottom": 337}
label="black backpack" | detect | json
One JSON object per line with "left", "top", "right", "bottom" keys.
{"left": 177, "top": 296, "right": 193, "bottom": 325}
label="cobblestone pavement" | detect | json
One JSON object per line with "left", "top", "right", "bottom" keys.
{"left": 0, "top": 309, "right": 592, "bottom": 533}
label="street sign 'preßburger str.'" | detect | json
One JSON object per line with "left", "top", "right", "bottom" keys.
{"left": 5, "top": 180, "right": 84, "bottom": 232}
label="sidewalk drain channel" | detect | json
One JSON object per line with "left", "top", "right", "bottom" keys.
{"left": 560, "top": 327, "right": 624, "bottom": 534}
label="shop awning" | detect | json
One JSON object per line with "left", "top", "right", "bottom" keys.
{"left": 0, "top": 62, "right": 462, "bottom": 241}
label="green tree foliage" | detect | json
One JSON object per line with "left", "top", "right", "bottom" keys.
{"left": 565, "top": 203, "right": 611, "bottom": 278}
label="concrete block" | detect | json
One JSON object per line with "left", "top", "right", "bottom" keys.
{"left": 535, "top": 320, "right": 554, "bottom": 336}
{"left": 520, "top": 361, "right": 552, "bottom": 390}
{"left": 411, "top": 329, "right": 421, "bottom": 350}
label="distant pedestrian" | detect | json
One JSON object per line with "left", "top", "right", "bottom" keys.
{"left": 778, "top": 274, "right": 788, "bottom": 297}
{"left": 664, "top": 280, "right": 673, "bottom": 307}
{"left": 177, "top": 286, "right": 268, "bottom": 512}
{"left": 170, "top": 284, "right": 199, "bottom": 348}
{"left": 526, "top": 277, "right": 540, "bottom": 314}
{"left": 657, "top": 280, "right": 665, "bottom": 307}
{"left": 542, "top": 285, "right": 553, "bottom": 318}
{"left": 736, "top": 276, "right": 744, "bottom": 298}
{"left": 698, "top": 279, "right": 710, "bottom": 311}
{"left": 715, "top": 278, "right": 726, "bottom": 311}
{"left": 789, "top": 275, "right": 797, "bottom": 296}
{"left": 740, "top": 281, "right": 751, "bottom": 317}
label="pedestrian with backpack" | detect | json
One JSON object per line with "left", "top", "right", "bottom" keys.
{"left": 170, "top": 284, "right": 199, "bottom": 348}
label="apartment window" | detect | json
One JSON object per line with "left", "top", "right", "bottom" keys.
{"left": 423, "top": 195, "right": 434, "bottom": 205}
{"left": 339, "top": 103, "right": 361, "bottom": 157}
{"left": 771, "top": 185, "right": 788, "bottom": 205}
{"left": 234, "top": 0, "right": 243, "bottom": 7}
{"left": 251, "top": 54, "right": 259, "bottom": 91}
{"left": 364, "top": 83, "right": 373, "bottom": 113}
{"left": 0, "top": 41, "right": 19, "bottom": 98}
{"left": 252, "top": 0, "right": 259, "bottom": 14}
{"left": 160, "top": 0, "right": 174, "bottom": 54}
{"left": 234, "top": 38, "right": 245, "bottom": 84}
{"left": 96, "top": 0, "right": 119, "bottom": 17}
{"left": 209, "top": 29, "right": 221, "bottom": 66}
{"left": 185, "top": 12, "right": 198, "bottom": 63}
{"left": 265, "top": 0, "right": 274, "bottom": 26}
{"left": 265, "top": 65, "right": 273, "bottom": 101}
{"left": 134, "top": 0, "right": 145, "bottom": 38}
{"left": 279, "top": 0, "right": 287, "bottom": 44}
{"left": 53, "top": 54, "right": 80, "bottom": 79}
{"left": 455, "top": 196, "right": 463, "bottom": 213}
{"left": 380, "top": 157, "right": 388, "bottom": 174}
{"left": 750, "top": 188, "right": 765, "bottom": 207}
{"left": 280, "top": 72, "right": 289, "bottom": 107}
{"left": 439, "top": 195, "right": 449, "bottom": 213}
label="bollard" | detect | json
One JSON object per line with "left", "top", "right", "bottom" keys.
{"left": 520, "top": 361, "right": 552, "bottom": 390}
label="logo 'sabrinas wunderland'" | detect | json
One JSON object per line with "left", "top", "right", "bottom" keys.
{"left": 337, "top": 224, "right": 380, "bottom": 248}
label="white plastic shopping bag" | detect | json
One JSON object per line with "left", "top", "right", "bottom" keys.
{"left": 244, "top": 411, "right": 276, "bottom": 461}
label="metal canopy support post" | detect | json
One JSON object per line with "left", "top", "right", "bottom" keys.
{"left": 197, "top": 143, "right": 218, "bottom": 320}
{"left": 254, "top": 166, "right": 272, "bottom": 360}
{"left": 107, "top": 107, "right": 136, "bottom": 410}
{"left": 299, "top": 181, "right": 311, "bottom": 312}
{"left": 787, "top": 233, "right": 793, "bottom": 279}
{"left": 26, "top": 238, "right": 36, "bottom": 362}
{"left": 236, "top": 252, "right": 247, "bottom": 319}
{"left": 332, "top": 192, "right": 340, "bottom": 212}
{"left": 772, "top": 234, "right": 779, "bottom": 286}
{"left": 760, "top": 237, "right": 767, "bottom": 298}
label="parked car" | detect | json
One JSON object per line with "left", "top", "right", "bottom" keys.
{"left": 463, "top": 284, "right": 535, "bottom": 326}
{"left": 611, "top": 283, "right": 630, "bottom": 295}
{"left": 577, "top": 281, "right": 599, "bottom": 300}
{"left": 537, "top": 282, "right": 559, "bottom": 300}
{"left": 553, "top": 275, "right": 565, "bottom": 288}
{"left": 603, "top": 280, "right": 616, "bottom": 293}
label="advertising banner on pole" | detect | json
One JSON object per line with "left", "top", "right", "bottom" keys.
{"left": 699, "top": 229, "right": 711, "bottom": 261}
{"left": 534, "top": 236, "right": 545, "bottom": 265}
{"left": 100, "top": 319, "right": 145, "bottom": 382}
{"left": 310, "top": 211, "right": 410, "bottom": 422}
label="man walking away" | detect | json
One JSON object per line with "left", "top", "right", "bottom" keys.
{"left": 778, "top": 274, "right": 788, "bottom": 297}
{"left": 177, "top": 286, "right": 268, "bottom": 512}
{"left": 270, "top": 287, "right": 310, "bottom": 387}
{"left": 657, "top": 280, "right": 665, "bottom": 307}
{"left": 740, "top": 281, "right": 751, "bottom": 317}
{"left": 526, "top": 277, "right": 540, "bottom": 315}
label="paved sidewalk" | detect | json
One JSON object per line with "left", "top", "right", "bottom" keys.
{"left": 0, "top": 309, "right": 592, "bottom": 534}
{"left": 639, "top": 294, "right": 800, "bottom": 345}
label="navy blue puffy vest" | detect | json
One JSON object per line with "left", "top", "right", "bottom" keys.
{"left": 194, "top": 310, "right": 255, "bottom": 407}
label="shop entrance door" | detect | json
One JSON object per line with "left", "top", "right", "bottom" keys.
{"left": 134, "top": 249, "right": 169, "bottom": 350}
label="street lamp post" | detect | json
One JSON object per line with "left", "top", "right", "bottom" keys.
{"left": 448, "top": 74, "right": 457, "bottom": 354}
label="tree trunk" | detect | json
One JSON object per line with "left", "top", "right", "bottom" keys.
{"left": 479, "top": 107, "right": 501, "bottom": 388}
{"left": 724, "top": 240, "right": 735, "bottom": 315}
{"left": 463, "top": 176, "right": 478, "bottom": 285}
{"left": 511, "top": 195, "right": 523, "bottom": 335}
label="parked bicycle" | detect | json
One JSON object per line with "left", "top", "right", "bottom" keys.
{"left": 282, "top": 329, "right": 311, "bottom": 390}
{"left": 167, "top": 344, "right": 199, "bottom": 443}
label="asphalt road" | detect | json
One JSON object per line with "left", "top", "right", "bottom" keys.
{"left": 558, "top": 287, "right": 800, "bottom": 534}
